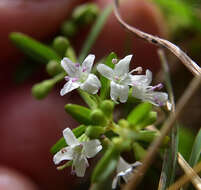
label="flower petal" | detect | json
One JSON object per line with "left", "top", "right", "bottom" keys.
{"left": 112, "top": 175, "right": 119, "bottom": 189}
{"left": 114, "top": 55, "right": 132, "bottom": 77}
{"left": 117, "top": 157, "right": 132, "bottom": 174}
{"left": 60, "top": 80, "right": 80, "bottom": 96}
{"left": 82, "top": 54, "right": 95, "bottom": 73}
{"left": 97, "top": 64, "right": 114, "bottom": 80}
{"left": 53, "top": 147, "right": 73, "bottom": 165}
{"left": 110, "top": 81, "right": 121, "bottom": 102}
{"left": 130, "top": 70, "right": 152, "bottom": 86}
{"left": 63, "top": 128, "right": 80, "bottom": 146}
{"left": 61, "top": 58, "right": 79, "bottom": 77}
{"left": 82, "top": 140, "right": 102, "bottom": 158}
{"left": 80, "top": 74, "right": 101, "bottom": 94}
{"left": 119, "top": 85, "right": 129, "bottom": 103}
{"left": 147, "top": 91, "right": 168, "bottom": 106}
{"left": 74, "top": 155, "right": 88, "bottom": 177}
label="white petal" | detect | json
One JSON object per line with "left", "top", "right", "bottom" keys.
{"left": 82, "top": 54, "right": 95, "bottom": 73}
{"left": 97, "top": 64, "right": 114, "bottom": 80}
{"left": 63, "top": 128, "right": 80, "bottom": 146}
{"left": 130, "top": 70, "right": 152, "bottom": 86}
{"left": 61, "top": 58, "right": 79, "bottom": 77}
{"left": 114, "top": 55, "right": 132, "bottom": 77}
{"left": 112, "top": 175, "right": 119, "bottom": 189}
{"left": 145, "top": 69, "right": 152, "bottom": 85}
{"left": 147, "top": 91, "right": 168, "bottom": 106}
{"left": 132, "top": 86, "right": 145, "bottom": 99}
{"left": 53, "top": 147, "right": 73, "bottom": 165}
{"left": 80, "top": 74, "right": 101, "bottom": 94}
{"left": 60, "top": 80, "right": 80, "bottom": 96}
{"left": 74, "top": 155, "right": 88, "bottom": 177}
{"left": 117, "top": 157, "right": 132, "bottom": 173}
{"left": 119, "top": 85, "right": 129, "bottom": 103}
{"left": 82, "top": 140, "right": 102, "bottom": 158}
{"left": 110, "top": 81, "right": 121, "bottom": 102}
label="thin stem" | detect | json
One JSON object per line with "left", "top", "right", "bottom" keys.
{"left": 113, "top": 0, "right": 201, "bottom": 77}
{"left": 122, "top": 75, "right": 201, "bottom": 190}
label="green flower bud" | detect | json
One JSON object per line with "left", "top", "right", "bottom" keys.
{"left": 90, "top": 109, "right": 107, "bottom": 126}
{"left": 133, "top": 142, "right": 147, "bottom": 161}
{"left": 100, "top": 100, "right": 114, "bottom": 118}
{"left": 52, "top": 36, "right": 70, "bottom": 56}
{"left": 118, "top": 119, "right": 129, "bottom": 128}
{"left": 46, "top": 60, "right": 63, "bottom": 76}
{"left": 72, "top": 3, "right": 99, "bottom": 25}
{"left": 85, "top": 126, "right": 105, "bottom": 139}
{"left": 61, "top": 20, "right": 77, "bottom": 37}
{"left": 32, "top": 79, "right": 54, "bottom": 99}
{"left": 65, "top": 47, "right": 77, "bottom": 63}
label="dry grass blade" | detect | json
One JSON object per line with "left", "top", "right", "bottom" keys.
{"left": 113, "top": 0, "right": 201, "bottom": 76}
{"left": 122, "top": 76, "right": 201, "bottom": 190}
{"left": 157, "top": 49, "right": 178, "bottom": 190}
{"left": 168, "top": 159, "right": 201, "bottom": 190}
{"left": 178, "top": 153, "right": 201, "bottom": 190}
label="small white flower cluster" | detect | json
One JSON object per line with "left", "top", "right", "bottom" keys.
{"left": 53, "top": 128, "right": 102, "bottom": 177}
{"left": 53, "top": 128, "right": 141, "bottom": 187}
{"left": 60, "top": 54, "right": 168, "bottom": 106}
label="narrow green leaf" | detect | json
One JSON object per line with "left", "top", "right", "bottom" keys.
{"left": 189, "top": 128, "right": 201, "bottom": 167}
{"left": 50, "top": 125, "right": 86, "bottom": 154}
{"left": 135, "top": 111, "right": 157, "bottom": 130}
{"left": 10, "top": 32, "right": 60, "bottom": 63}
{"left": 92, "top": 145, "right": 119, "bottom": 183}
{"left": 65, "top": 104, "right": 92, "bottom": 125}
{"left": 78, "top": 4, "right": 113, "bottom": 62}
{"left": 127, "top": 102, "right": 152, "bottom": 127}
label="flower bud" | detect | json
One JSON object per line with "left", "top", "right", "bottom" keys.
{"left": 100, "top": 100, "right": 114, "bottom": 118}
{"left": 32, "top": 79, "right": 54, "bottom": 99}
{"left": 46, "top": 60, "right": 63, "bottom": 76}
{"left": 90, "top": 109, "right": 107, "bottom": 126}
{"left": 52, "top": 36, "right": 70, "bottom": 56}
{"left": 85, "top": 126, "right": 105, "bottom": 139}
{"left": 61, "top": 20, "right": 77, "bottom": 37}
{"left": 72, "top": 3, "right": 99, "bottom": 25}
{"left": 65, "top": 47, "right": 77, "bottom": 63}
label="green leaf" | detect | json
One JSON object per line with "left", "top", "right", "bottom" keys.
{"left": 154, "top": 0, "right": 201, "bottom": 33}
{"left": 65, "top": 104, "right": 92, "bottom": 125}
{"left": 135, "top": 111, "right": 157, "bottom": 130}
{"left": 100, "top": 52, "right": 117, "bottom": 100}
{"left": 92, "top": 145, "right": 119, "bottom": 183}
{"left": 10, "top": 32, "right": 60, "bottom": 64}
{"left": 78, "top": 4, "right": 113, "bottom": 62}
{"left": 189, "top": 128, "right": 201, "bottom": 167}
{"left": 133, "top": 142, "right": 147, "bottom": 161}
{"left": 50, "top": 125, "right": 86, "bottom": 154}
{"left": 127, "top": 102, "right": 152, "bottom": 127}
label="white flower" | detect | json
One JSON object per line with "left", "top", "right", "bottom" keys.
{"left": 112, "top": 157, "right": 142, "bottom": 189}
{"left": 53, "top": 128, "right": 102, "bottom": 177}
{"left": 97, "top": 55, "right": 141, "bottom": 103}
{"left": 131, "top": 69, "right": 168, "bottom": 106}
{"left": 60, "top": 54, "right": 101, "bottom": 96}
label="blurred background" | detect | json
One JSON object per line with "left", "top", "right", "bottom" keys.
{"left": 0, "top": 0, "right": 200, "bottom": 189}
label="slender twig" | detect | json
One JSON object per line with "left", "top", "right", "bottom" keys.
{"left": 113, "top": 0, "right": 201, "bottom": 77}
{"left": 122, "top": 76, "right": 201, "bottom": 190}
{"left": 177, "top": 153, "right": 201, "bottom": 190}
